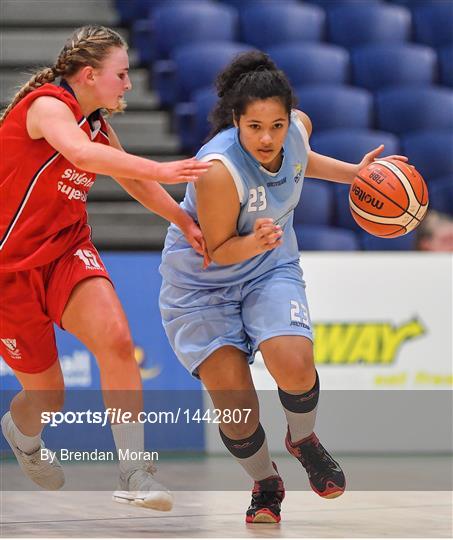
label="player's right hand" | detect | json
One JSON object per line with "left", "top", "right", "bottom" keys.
{"left": 253, "top": 218, "right": 283, "bottom": 252}
{"left": 154, "top": 158, "right": 211, "bottom": 184}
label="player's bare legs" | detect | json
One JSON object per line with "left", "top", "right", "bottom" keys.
{"left": 10, "top": 361, "right": 65, "bottom": 435}
{"left": 260, "top": 335, "right": 345, "bottom": 498}
{"left": 61, "top": 277, "right": 142, "bottom": 409}
{"left": 199, "top": 346, "right": 285, "bottom": 523}
{"left": 260, "top": 335, "right": 316, "bottom": 391}
{"left": 61, "top": 276, "right": 172, "bottom": 510}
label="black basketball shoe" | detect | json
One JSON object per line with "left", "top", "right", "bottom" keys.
{"left": 245, "top": 463, "right": 285, "bottom": 523}
{"left": 285, "top": 430, "right": 345, "bottom": 498}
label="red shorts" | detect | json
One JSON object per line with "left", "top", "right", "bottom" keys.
{"left": 0, "top": 238, "right": 112, "bottom": 374}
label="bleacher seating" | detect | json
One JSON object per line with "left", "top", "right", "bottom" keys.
{"left": 293, "top": 179, "right": 334, "bottom": 226}
{"left": 306, "top": 0, "right": 382, "bottom": 8}
{"left": 310, "top": 128, "right": 400, "bottom": 163}
{"left": 360, "top": 231, "right": 418, "bottom": 251}
{"left": 327, "top": 4, "right": 411, "bottom": 49}
{"left": 154, "top": 41, "right": 253, "bottom": 108}
{"left": 294, "top": 224, "right": 360, "bottom": 251}
{"left": 221, "top": 0, "right": 300, "bottom": 14}
{"left": 132, "top": 0, "right": 221, "bottom": 65}
{"left": 295, "top": 86, "right": 373, "bottom": 130}
{"left": 175, "top": 87, "right": 218, "bottom": 152}
{"left": 376, "top": 87, "right": 453, "bottom": 134}
{"left": 115, "top": 0, "right": 159, "bottom": 26}
{"left": 333, "top": 184, "right": 360, "bottom": 232}
{"left": 429, "top": 177, "right": 453, "bottom": 215}
{"left": 110, "top": 0, "right": 453, "bottom": 249}
{"left": 401, "top": 130, "right": 453, "bottom": 182}
{"left": 239, "top": 3, "right": 325, "bottom": 49}
{"left": 412, "top": 3, "right": 453, "bottom": 47}
{"left": 438, "top": 46, "right": 453, "bottom": 88}
{"left": 149, "top": 2, "right": 238, "bottom": 62}
{"left": 268, "top": 43, "right": 350, "bottom": 86}
{"left": 352, "top": 44, "right": 437, "bottom": 90}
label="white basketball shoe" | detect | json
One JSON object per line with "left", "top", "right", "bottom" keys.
{"left": 1, "top": 411, "right": 65, "bottom": 490}
{"left": 113, "top": 461, "right": 173, "bottom": 511}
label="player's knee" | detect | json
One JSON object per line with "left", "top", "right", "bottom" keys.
{"left": 274, "top": 350, "right": 315, "bottom": 389}
{"left": 29, "top": 389, "right": 65, "bottom": 412}
{"left": 100, "top": 321, "right": 135, "bottom": 360}
{"left": 221, "top": 416, "right": 259, "bottom": 440}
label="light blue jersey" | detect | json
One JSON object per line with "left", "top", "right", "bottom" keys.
{"left": 159, "top": 110, "right": 312, "bottom": 376}
{"left": 159, "top": 110, "right": 310, "bottom": 289}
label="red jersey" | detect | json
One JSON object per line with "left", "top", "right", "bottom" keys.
{"left": 0, "top": 83, "right": 110, "bottom": 272}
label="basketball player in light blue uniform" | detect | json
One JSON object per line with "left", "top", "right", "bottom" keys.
{"left": 159, "top": 52, "right": 408, "bottom": 523}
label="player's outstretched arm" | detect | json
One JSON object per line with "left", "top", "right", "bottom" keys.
{"left": 307, "top": 146, "right": 409, "bottom": 184}
{"left": 27, "top": 97, "right": 211, "bottom": 184}
{"left": 293, "top": 109, "right": 408, "bottom": 184}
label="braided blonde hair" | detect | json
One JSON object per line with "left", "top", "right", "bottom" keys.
{"left": 0, "top": 25, "right": 127, "bottom": 126}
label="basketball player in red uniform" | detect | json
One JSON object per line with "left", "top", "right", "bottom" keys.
{"left": 0, "top": 25, "right": 210, "bottom": 510}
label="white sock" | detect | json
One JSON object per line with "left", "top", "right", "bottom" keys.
{"left": 237, "top": 437, "right": 277, "bottom": 481}
{"left": 8, "top": 412, "right": 42, "bottom": 454}
{"left": 111, "top": 422, "right": 145, "bottom": 475}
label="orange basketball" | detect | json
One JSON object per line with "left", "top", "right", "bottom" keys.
{"left": 349, "top": 159, "right": 429, "bottom": 238}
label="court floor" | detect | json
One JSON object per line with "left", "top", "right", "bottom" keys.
{"left": 1, "top": 457, "right": 452, "bottom": 538}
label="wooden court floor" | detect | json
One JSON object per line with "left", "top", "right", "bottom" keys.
{"left": 1, "top": 457, "right": 452, "bottom": 538}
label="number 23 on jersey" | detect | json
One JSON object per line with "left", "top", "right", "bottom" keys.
{"left": 247, "top": 187, "right": 267, "bottom": 212}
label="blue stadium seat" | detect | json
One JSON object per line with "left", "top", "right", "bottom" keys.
{"left": 361, "top": 230, "right": 417, "bottom": 250}
{"left": 401, "top": 130, "right": 453, "bottom": 182}
{"left": 152, "top": 2, "right": 238, "bottom": 60}
{"left": 175, "top": 87, "right": 217, "bottom": 152}
{"left": 413, "top": 3, "right": 453, "bottom": 47}
{"left": 429, "top": 176, "right": 453, "bottom": 215}
{"left": 154, "top": 41, "right": 253, "bottom": 108}
{"left": 327, "top": 4, "right": 411, "bottom": 49}
{"left": 268, "top": 43, "right": 350, "bottom": 87}
{"left": 294, "top": 225, "right": 360, "bottom": 251}
{"left": 352, "top": 44, "right": 437, "bottom": 90}
{"left": 376, "top": 87, "right": 453, "bottom": 135}
{"left": 438, "top": 46, "right": 453, "bottom": 88}
{"left": 240, "top": 3, "right": 325, "bottom": 49}
{"left": 293, "top": 179, "right": 334, "bottom": 226}
{"left": 132, "top": 0, "right": 215, "bottom": 65}
{"left": 388, "top": 0, "right": 448, "bottom": 6}
{"left": 306, "top": 0, "right": 382, "bottom": 8}
{"left": 333, "top": 183, "right": 361, "bottom": 232}
{"left": 221, "top": 0, "right": 299, "bottom": 12}
{"left": 296, "top": 86, "right": 373, "bottom": 131}
{"left": 115, "top": 0, "right": 159, "bottom": 25}
{"left": 310, "top": 128, "right": 400, "bottom": 163}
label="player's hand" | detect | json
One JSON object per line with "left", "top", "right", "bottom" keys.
{"left": 179, "top": 217, "right": 211, "bottom": 268}
{"left": 253, "top": 218, "right": 283, "bottom": 252}
{"left": 154, "top": 158, "right": 211, "bottom": 184}
{"left": 357, "top": 145, "right": 409, "bottom": 172}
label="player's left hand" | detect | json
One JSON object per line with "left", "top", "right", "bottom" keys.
{"left": 357, "top": 145, "right": 409, "bottom": 172}
{"left": 180, "top": 218, "right": 211, "bottom": 269}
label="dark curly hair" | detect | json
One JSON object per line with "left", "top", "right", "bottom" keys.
{"left": 207, "top": 50, "right": 296, "bottom": 139}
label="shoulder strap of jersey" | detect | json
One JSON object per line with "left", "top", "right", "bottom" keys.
{"left": 17, "top": 83, "right": 83, "bottom": 123}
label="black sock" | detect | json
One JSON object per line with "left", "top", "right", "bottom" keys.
{"left": 278, "top": 372, "right": 319, "bottom": 442}
{"left": 219, "top": 423, "right": 276, "bottom": 481}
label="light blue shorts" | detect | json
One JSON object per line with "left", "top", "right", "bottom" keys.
{"left": 159, "top": 262, "right": 313, "bottom": 377}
